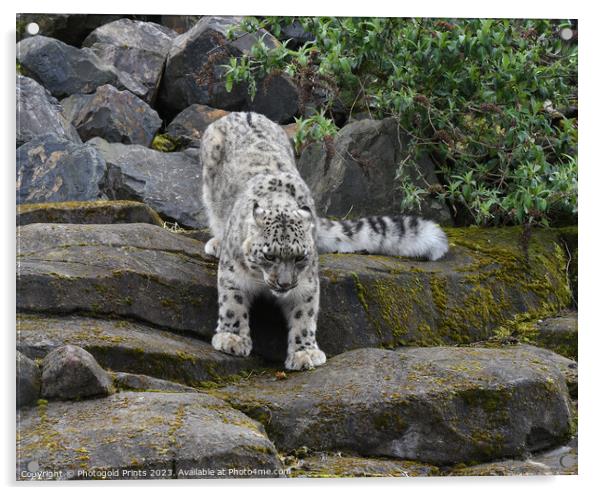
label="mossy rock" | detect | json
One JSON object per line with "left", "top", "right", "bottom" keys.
{"left": 220, "top": 346, "right": 574, "bottom": 466}
{"left": 17, "top": 223, "right": 575, "bottom": 363}
{"left": 16, "top": 392, "right": 283, "bottom": 479}
{"left": 17, "top": 200, "right": 164, "bottom": 227}
{"left": 17, "top": 314, "right": 266, "bottom": 388}
{"left": 254, "top": 226, "right": 574, "bottom": 360}
{"left": 532, "top": 312, "right": 578, "bottom": 360}
{"left": 17, "top": 223, "right": 218, "bottom": 336}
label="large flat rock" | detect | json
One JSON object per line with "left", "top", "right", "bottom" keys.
{"left": 17, "top": 223, "right": 572, "bottom": 361}
{"left": 17, "top": 392, "right": 283, "bottom": 479}
{"left": 219, "top": 346, "right": 574, "bottom": 465}
{"left": 17, "top": 314, "right": 264, "bottom": 387}
{"left": 17, "top": 223, "right": 216, "bottom": 335}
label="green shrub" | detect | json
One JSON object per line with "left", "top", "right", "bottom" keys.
{"left": 225, "top": 17, "right": 578, "bottom": 227}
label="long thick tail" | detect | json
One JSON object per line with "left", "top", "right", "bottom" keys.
{"left": 317, "top": 215, "right": 449, "bottom": 261}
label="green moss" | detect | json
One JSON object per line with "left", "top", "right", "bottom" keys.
{"left": 340, "top": 227, "right": 573, "bottom": 350}
{"left": 151, "top": 134, "right": 184, "bottom": 153}
{"left": 351, "top": 272, "right": 368, "bottom": 313}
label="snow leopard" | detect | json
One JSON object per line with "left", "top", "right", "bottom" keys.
{"left": 200, "top": 111, "right": 448, "bottom": 370}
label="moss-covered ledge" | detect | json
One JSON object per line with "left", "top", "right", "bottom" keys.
{"left": 16, "top": 200, "right": 164, "bottom": 227}
{"left": 289, "top": 226, "right": 570, "bottom": 358}
{"left": 17, "top": 222, "right": 574, "bottom": 362}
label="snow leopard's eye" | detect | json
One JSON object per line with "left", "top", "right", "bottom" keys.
{"left": 295, "top": 254, "right": 307, "bottom": 263}
{"left": 263, "top": 253, "right": 276, "bottom": 262}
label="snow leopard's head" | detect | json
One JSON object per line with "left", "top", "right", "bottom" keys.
{"left": 243, "top": 203, "right": 315, "bottom": 297}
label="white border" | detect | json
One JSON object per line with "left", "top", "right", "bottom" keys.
{"left": 3, "top": 1, "right": 600, "bottom": 494}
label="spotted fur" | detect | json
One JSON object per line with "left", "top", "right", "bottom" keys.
{"left": 201, "top": 112, "right": 448, "bottom": 370}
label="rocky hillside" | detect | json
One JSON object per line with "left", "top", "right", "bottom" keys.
{"left": 16, "top": 15, "right": 577, "bottom": 479}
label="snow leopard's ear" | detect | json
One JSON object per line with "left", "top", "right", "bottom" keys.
{"left": 294, "top": 206, "right": 314, "bottom": 226}
{"left": 294, "top": 206, "right": 312, "bottom": 219}
{"left": 253, "top": 202, "right": 266, "bottom": 226}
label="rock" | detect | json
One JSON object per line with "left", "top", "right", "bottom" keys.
{"left": 16, "top": 36, "right": 145, "bottom": 99}
{"left": 221, "top": 347, "right": 574, "bottom": 465}
{"left": 61, "top": 85, "right": 162, "bottom": 146}
{"left": 17, "top": 224, "right": 572, "bottom": 361}
{"left": 90, "top": 138, "right": 204, "bottom": 228}
{"left": 17, "top": 351, "right": 41, "bottom": 408}
{"left": 16, "top": 200, "right": 163, "bottom": 227}
{"left": 158, "top": 16, "right": 280, "bottom": 119}
{"left": 165, "top": 106, "right": 296, "bottom": 149}
{"left": 16, "top": 134, "right": 106, "bottom": 204}
{"left": 278, "top": 20, "right": 315, "bottom": 49}
{"left": 533, "top": 313, "right": 578, "bottom": 360}
{"left": 291, "top": 454, "right": 439, "bottom": 477}
{"left": 447, "top": 436, "right": 577, "bottom": 476}
{"left": 16, "top": 75, "right": 81, "bottom": 147}
{"left": 16, "top": 392, "right": 283, "bottom": 479}
{"left": 41, "top": 345, "right": 113, "bottom": 400}
{"left": 297, "top": 118, "right": 453, "bottom": 225}
{"left": 160, "top": 15, "right": 203, "bottom": 34}
{"left": 83, "top": 19, "right": 176, "bottom": 103}
{"left": 251, "top": 227, "right": 573, "bottom": 361}
{"left": 113, "top": 372, "right": 199, "bottom": 393}
{"left": 17, "top": 314, "right": 265, "bottom": 387}
{"left": 16, "top": 14, "right": 129, "bottom": 46}
{"left": 16, "top": 223, "right": 216, "bottom": 335}
{"left": 165, "top": 104, "right": 229, "bottom": 148}
{"left": 245, "top": 74, "right": 299, "bottom": 124}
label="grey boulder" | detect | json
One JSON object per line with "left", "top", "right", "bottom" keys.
{"left": 16, "top": 134, "right": 106, "bottom": 204}
{"left": 90, "top": 137, "right": 204, "bottom": 227}
{"left": 222, "top": 346, "right": 574, "bottom": 465}
{"left": 16, "top": 351, "right": 41, "bottom": 408}
{"left": 61, "top": 85, "right": 162, "bottom": 146}
{"left": 16, "top": 75, "right": 81, "bottom": 147}
{"left": 166, "top": 104, "right": 230, "bottom": 147}
{"left": 158, "top": 16, "right": 280, "bottom": 118}
{"left": 16, "top": 35, "right": 145, "bottom": 99}
{"left": 16, "top": 392, "right": 283, "bottom": 479}
{"left": 298, "top": 118, "right": 453, "bottom": 225}
{"left": 41, "top": 345, "right": 113, "bottom": 400}
{"left": 245, "top": 74, "right": 299, "bottom": 124}
{"left": 83, "top": 19, "right": 176, "bottom": 103}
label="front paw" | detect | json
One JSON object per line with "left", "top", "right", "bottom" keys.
{"left": 285, "top": 348, "right": 327, "bottom": 371}
{"left": 204, "top": 237, "right": 221, "bottom": 258}
{"left": 212, "top": 332, "right": 252, "bottom": 357}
